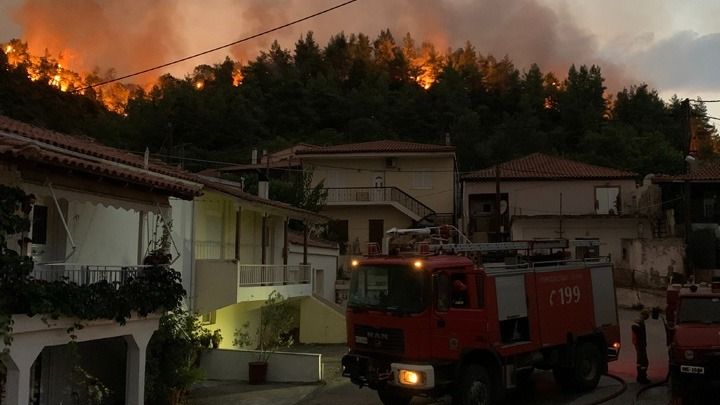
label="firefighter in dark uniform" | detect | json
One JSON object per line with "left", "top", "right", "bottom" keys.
{"left": 632, "top": 308, "right": 651, "bottom": 384}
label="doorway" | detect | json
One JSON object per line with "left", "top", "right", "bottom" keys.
{"left": 369, "top": 219, "right": 385, "bottom": 245}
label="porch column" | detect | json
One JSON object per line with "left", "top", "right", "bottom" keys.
{"left": 261, "top": 214, "right": 267, "bottom": 265}
{"left": 303, "top": 221, "right": 308, "bottom": 265}
{"left": 3, "top": 343, "right": 43, "bottom": 405}
{"left": 235, "top": 205, "right": 241, "bottom": 261}
{"left": 283, "top": 218, "right": 289, "bottom": 284}
{"left": 137, "top": 210, "right": 147, "bottom": 265}
{"left": 124, "top": 329, "right": 153, "bottom": 405}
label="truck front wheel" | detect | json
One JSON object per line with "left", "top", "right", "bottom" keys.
{"left": 377, "top": 386, "right": 412, "bottom": 405}
{"left": 570, "top": 342, "right": 603, "bottom": 391}
{"left": 454, "top": 364, "right": 493, "bottom": 405}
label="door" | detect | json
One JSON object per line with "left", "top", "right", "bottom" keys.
{"left": 368, "top": 219, "right": 384, "bottom": 245}
{"left": 431, "top": 271, "right": 486, "bottom": 360}
{"left": 372, "top": 172, "right": 385, "bottom": 201}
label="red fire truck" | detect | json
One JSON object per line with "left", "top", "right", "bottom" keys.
{"left": 341, "top": 228, "right": 621, "bottom": 405}
{"left": 666, "top": 282, "right": 720, "bottom": 401}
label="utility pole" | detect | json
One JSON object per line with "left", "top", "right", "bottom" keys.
{"left": 682, "top": 98, "right": 693, "bottom": 277}
{"left": 495, "top": 162, "right": 502, "bottom": 242}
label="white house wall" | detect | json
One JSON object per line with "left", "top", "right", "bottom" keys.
{"left": 463, "top": 179, "right": 638, "bottom": 231}
{"left": 307, "top": 155, "right": 456, "bottom": 213}
{"left": 288, "top": 245, "right": 338, "bottom": 302}
{"left": 65, "top": 201, "right": 140, "bottom": 266}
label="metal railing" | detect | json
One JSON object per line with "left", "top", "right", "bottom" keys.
{"left": 325, "top": 187, "right": 435, "bottom": 219}
{"left": 237, "top": 264, "right": 311, "bottom": 286}
{"left": 31, "top": 264, "right": 149, "bottom": 285}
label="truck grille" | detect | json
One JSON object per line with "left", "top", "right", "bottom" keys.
{"left": 353, "top": 324, "right": 404, "bottom": 354}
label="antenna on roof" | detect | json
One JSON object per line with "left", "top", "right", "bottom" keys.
{"left": 143, "top": 147, "right": 150, "bottom": 169}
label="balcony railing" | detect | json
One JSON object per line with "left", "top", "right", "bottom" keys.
{"left": 31, "top": 264, "right": 149, "bottom": 285}
{"left": 325, "top": 187, "right": 435, "bottom": 219}
{"left": 237, "top": 264, "right": 311, "bottom": 286}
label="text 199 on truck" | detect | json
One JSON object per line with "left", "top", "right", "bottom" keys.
{"left": 341, "top": 228, "right": 621, "bottom": 405}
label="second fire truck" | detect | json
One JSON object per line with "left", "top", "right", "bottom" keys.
{"left": 342, "top": 227, "right": 621, "bottom": 405}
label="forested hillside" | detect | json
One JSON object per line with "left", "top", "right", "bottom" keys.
{"left": 0, "top": 31, "right": 716, "bottom": 175}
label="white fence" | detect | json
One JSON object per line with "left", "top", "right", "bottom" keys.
{"left": 237, "top": 264, "right": 311, "bottom": 286}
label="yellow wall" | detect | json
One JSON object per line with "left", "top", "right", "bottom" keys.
{"left": 322, "top": 205, "right": 414, "bottom": 254}
{"left": 211, "top": 299, "right": 301, "bottom": 349}
{"left": 194, "top": 191, "right": 285, "bottom": 264}
{"left": 299, "top": 297, "right": 346, "bottom": 344}
{"left": 305, "top": 154, "right": 455, "bottom": 213}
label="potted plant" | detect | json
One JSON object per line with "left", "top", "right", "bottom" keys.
{"left": 233, "top": 290, "right": 296, "bottom": 384}
{"left": 211, "top": 329, "right": 223, "bottom": 349}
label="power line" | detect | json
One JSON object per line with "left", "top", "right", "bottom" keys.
{"left": 689, "top": 99, "right": 720, "bottom": 103}
{"left": 72, "top": 0, "right": 360, "bottom": 92}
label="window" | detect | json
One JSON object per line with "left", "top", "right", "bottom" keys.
{"left": 201, "top": 311, "right": 216, "bottom": 325}
{"left": 595, "top": 187, "right": 620, "bottom": 215}
{"left": 31, "top": 205, "right": 48, "bottom": 245}
{"left": 412, "top": 171, "right": 432, "bottom": 189}
{"left": 704, "top": 198, "right": 715, "bottom": 219}
{"left": 450, "top": 273, "right": 469, "bottom": 308}
{"left": 435, "top": 273, "right": 450, "bottom": 312}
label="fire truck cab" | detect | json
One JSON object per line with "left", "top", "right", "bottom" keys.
{"left": 341, "top": 228, "right": 620, "bottom": 405}
{"left": 667, "top": 282, "right": 720, "bottom": 400}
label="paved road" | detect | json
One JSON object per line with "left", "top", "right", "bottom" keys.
{"left": 299, "top": 309, "right": 672, "bottom": 405}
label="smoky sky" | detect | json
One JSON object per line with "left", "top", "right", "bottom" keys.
{"left": 4, "top": 0, "right": 720, "bottom": 98}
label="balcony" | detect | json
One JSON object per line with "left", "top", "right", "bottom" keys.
{"left": 31, "top": 264, "right": 147, "bottom": 285}
{"left": 325, "top": 187, "right": 434, "bottom": 221}
{"left": 195, "top": 261, "right": 313, "bottom": 312}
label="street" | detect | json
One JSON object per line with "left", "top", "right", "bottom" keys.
{"left": 300, "top": 309, "right": 672, "bottom": 405}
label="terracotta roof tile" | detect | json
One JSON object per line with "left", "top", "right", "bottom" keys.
{"left": 653, "top": 161, "right": 720, "bottom": 182}
{"left": 463, "top": 153, "right": 637, "bottom": 181}
{"left": 194, "top": 175, "right": 328, "bottom": 222}
{"left": 0, "top": 115, "right": 202, "bottom": 198}
{"left": 295, "top": 140, "right": 455, "bottom": 155}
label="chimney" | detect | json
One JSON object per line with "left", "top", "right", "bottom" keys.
{"left": 258, "top": 180, "right": 269, "bottom": 199}
{"left": 251, "top": 148, "right": 258, "bottom": 165}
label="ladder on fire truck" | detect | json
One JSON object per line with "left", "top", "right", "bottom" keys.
{"left": 384, "top": 225, "right": 577, "bottom": 255}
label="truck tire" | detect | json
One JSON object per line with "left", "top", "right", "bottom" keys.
{"left": 553, "top": 342, "right": 603, "bottom": 392}
{"left": 454, "top": 364, "right": 493, "bottom": 405}
{"left": 377, "top": 386, "right": 412, "bottom": 405}
{"left": 569, "top": 342, "right": 603, "bottom": 391}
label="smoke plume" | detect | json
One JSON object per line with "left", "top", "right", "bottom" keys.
{"left": 7, "top": 0, "right": 632, "bottom": 88}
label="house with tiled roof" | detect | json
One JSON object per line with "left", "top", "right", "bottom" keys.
{"left": 295, "top": 139, "right": 457, "bottom": 265}
{"left": 653, "top": 160, "right": 720, "bottom": 275}
{"left": 462, "top": 153, "right": 680, "bottom": 278}
{"left": 182, "top": 175, "right": 346, "bottom": 348}
{"left": 0, "top": 115, "right": 203, "bottom": 405}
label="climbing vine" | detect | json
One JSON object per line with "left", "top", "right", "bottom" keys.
{"left": 0, "top": 185, "right": 186, "bottom": 365}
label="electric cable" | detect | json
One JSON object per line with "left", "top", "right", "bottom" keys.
{"left": 72, "top": 0, "right": 360, "bottom": 92}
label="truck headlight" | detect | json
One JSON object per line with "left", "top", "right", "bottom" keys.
{"left": 398, "top": 370, "right": 425, "bottom": 386}
{"left": 684, "top": 350, "right": 695, "bottom": 361}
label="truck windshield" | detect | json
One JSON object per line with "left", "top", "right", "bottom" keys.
{"left": 348, "top": 265, "right": 425, "bottom": 314}
{"left": 678, "top": 297, "right": 720, "bottom": 323}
